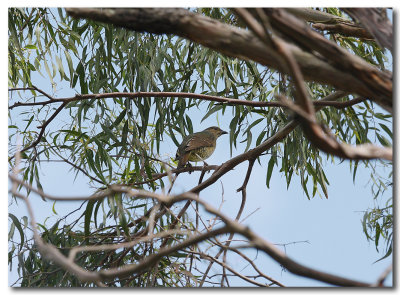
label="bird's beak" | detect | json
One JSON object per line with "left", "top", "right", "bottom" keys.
{"left": 221, "top": 130, "right": 228, "bottom": 135}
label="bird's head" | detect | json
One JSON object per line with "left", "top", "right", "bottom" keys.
{"left": 204, "top": 126, "right": 228, "bottom": 138}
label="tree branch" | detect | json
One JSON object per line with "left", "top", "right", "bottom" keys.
{"left": 312, "top": 23, "right": 374, "bottom": 40}
{"left": 65, "top": 8, "right": 392, "bottom": 109}
{"left": 343, "top": 8, "right": 393, "bottom": 52}
{"left": 10, "top": 174, "right": 372, "bottom": 287}
{"left": 242, "top": 9, "right": 392, "bottom": 162}
{"left": 261, "top": 8, "right": 392, "bottom": 112}
{"left": 9, "top": 88, "right": 362, "bottom": 110}
{"left": 284, "top": 8, "right": 351, "bottom": 24}
{"left": 9, "top": 101, "right": 68, "bottom": 160}
{"left": 373, "top": 264, "right": 392, "bottom": 287}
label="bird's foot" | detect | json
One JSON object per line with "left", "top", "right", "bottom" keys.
{"left": 186, "top": 162, "right": 193, "bottom": 174}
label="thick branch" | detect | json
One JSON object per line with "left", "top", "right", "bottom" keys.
{"left": 65, "top": 8, "right": 392, "bottom": 110}
{"left": 262, "top": 8, "right": 392, "bottom": 112}
{"left": 247, "top": 10, "right": 393, "bottom": 162}
{"left": 312, "top": 23, "right": 374, "bottom": 40}
{"left": 279, "top": 94, "right": 393, "bottom": 161}
{"left": 343, "top": 8, "right": 393, "bottom": 52}
{"left": 284, "top": 8, "right": 351, "bottom": 24}
{"left": 285, "top": 8, "right": 377, "bottom": 41}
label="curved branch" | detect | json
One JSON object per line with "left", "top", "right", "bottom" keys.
{"left": 190, "top": 249, "right": 271, "bottom": 287}
{"left": 127, "top": 165, "right": 219, "bottom": 187}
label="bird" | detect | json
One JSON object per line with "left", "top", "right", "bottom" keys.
{"left": 175, "top": 126, "right": 228, "bottom": 169}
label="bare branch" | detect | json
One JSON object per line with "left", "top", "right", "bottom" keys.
{"left": 201, "top": 158, "right": 253, "bottom": 286}
{"left": 10, "top": 174, "right": 372, "bottom": 287}
{"left": 284, "top": 8, "right": 351, "bottom": 24}
{"left": 226, "top": 247, "right": 285, "bottom": 287}
{"left": 286, "top": 8, "right": 376, "bottom": 40}
{"left": 9, "top": 88, "right": 287, "bottom": 109}
{"left": 68, "top": 229, "right": 190, "bottom": 262}
{"left": 9, "top": 101, "right": 68, "bottom": 160}
{"left": 9, "top": 88, "right": 362, "bottom": 110}
{"left": 190, "top": 249, "right": 271, "bottom": 287}
{"left": 312, "top": 23, "right": 374, "bottom": 40}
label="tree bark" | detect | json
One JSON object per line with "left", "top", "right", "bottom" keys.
{"left": 343, "top": 8, "right": 393, "bottom": 52}
{"left": 66, "top": 8, "right": 392, "bottom": 112}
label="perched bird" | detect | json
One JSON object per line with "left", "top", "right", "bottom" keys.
{"left": 175, "top": 126, "right": 228, "bottom": 169}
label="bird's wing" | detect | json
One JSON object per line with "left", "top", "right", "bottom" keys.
{"left": 184, "top": 134, "right": 214, "bottom": 152}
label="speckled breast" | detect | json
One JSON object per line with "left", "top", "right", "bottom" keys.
{"left": 188, "top": 146, "right": 216, "bottom": 162}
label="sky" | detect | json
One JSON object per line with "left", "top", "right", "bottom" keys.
{"left": 3, "top": 2, "right": 397, "bottom": 293}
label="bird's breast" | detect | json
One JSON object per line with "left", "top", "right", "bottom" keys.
{"left": 188, "top": 146, "right": 216, "bottom": 162}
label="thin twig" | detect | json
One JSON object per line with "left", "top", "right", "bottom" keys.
{"left": 9, "top": 101, "right": 68, "bottom": 160}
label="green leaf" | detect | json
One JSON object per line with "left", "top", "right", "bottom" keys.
{"left": 84, "top": 200, "right": 96, "bottom": 244}
{"left": 55, "top": 55, "right": 66, "bottom": 80}
{"left": 121, "top": 121, "right": 129, "bottom": 146}
{"left": 23, "top": 115, "right": 34, "bottom": 132}
{"left": 201, "top": 104, "right": 223, "bottom": 123}
{"left": 247, "top": 118, "right": 264, "bottom": 131}
{"left": 256, "top": 130, "right": 267, "bottom": 146}
{"left": 377, "top": 134, "right": 391, "bottom": 147}
{"left": 374, "top": 244, "right": 392, "bottom": 263}
{"left": 244, "top": 131, "right": 252, "bottom": 152}
{"left": 266, "top": 156, "right": 275, "bottom": 188}
{"left": 112, "top": 109, "right": 127, "bottom": 128}
{"left": 362, "top": 212, "right": 372, "bottom": 240}
{"left": 24, "top": 44, "right": 37, "bottom": 50}
{"left": 115, "top": 195, "right": 130, "bottom": 238}
{"left": 52, "top": 201, "right": 58, "bottom": 215}
{"left": 76, "top": 61, "right": 88, "bottom": 94}
{"left": 375, "top": 223, "right": 381, "bottom": 251}
{"left": 93, "top": 198, "right": 104, "bottom": 229}
{"left": 352, "top": 160, "right": 358, "bottom": 183}
{"left": 379, "top": 123, "right": 392, "bottom": 138}
{"left": 8, "top": 223, "right": 15, "bottom": 241}
{"left": 64, "top": 50, "right": 74, "bottom": 82}
{"left": 100, "top": 123, "right": 119, "bottom": 143}
{"left": 8, "top": 214, "right": 25, "bottom": 251}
